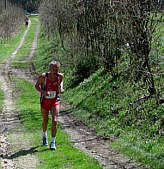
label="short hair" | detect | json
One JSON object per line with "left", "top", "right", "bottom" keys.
{"left": 49, "top": 61, "right": 60, "bottom": 68}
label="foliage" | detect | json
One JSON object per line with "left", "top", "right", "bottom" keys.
{"left": 21, "top": 0, "right": 41, "bottom": 12}
{"left": 69, "top": 56, "right": 100, "bottom": 87}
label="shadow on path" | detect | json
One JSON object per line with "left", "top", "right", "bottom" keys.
{"left": 6, "top": 146, "right": 39, "bottom": 159}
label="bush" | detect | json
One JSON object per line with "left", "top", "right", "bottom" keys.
{"left": 70, "top": 56, "right": 100, "bottom": 87}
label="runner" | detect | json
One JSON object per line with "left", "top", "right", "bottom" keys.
{"left": 25, "top": 16, "right": 29, "bottom": 27}
{"left": 35, "top": 61, "right": 64, "bottom": 150}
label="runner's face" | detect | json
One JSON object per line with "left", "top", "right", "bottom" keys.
{"left": 49, "top": 64, "right": 59, "bottom": 73}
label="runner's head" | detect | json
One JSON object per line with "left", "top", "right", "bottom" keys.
{"left": 49, "top": 61, "right": 60, "bottom": 74}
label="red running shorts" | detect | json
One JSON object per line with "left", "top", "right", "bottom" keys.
{"left": 41, "top": 98, "right": 60, "bottom": 111}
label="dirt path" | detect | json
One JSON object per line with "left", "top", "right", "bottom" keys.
{"left": 0, "top": 19, "right": 39, "bottom": 169}
{"left": 0, "top": 18, "right": 149, "bottom": 169}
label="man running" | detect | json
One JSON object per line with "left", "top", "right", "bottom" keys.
{"left": 35, "top": 61, "right": 64, "bottom": 150}
{"left": 24, "top": 16, "right": 29, "bottom": 27}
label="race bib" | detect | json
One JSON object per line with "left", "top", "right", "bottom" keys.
{"left": 46, "top": 91, "right": 56, "bottom": 99}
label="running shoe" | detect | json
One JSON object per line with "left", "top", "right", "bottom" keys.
{"left": 50, "top": 141, "right": 56, "bottom": 150}
{"left": 42, "top": 136, "right": 48, "bottom": 146}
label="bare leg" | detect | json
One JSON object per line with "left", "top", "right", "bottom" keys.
{"left": 41, "top": 108, "right": 49, "bottom": 132}
{"left": 51, "top": 105, "right": 60, "bottom": 137}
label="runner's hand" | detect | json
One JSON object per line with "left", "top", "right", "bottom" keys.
{"left": 60, "top": 88, "right": 64, "bottom": 94}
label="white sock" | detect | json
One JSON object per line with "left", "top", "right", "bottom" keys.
{"left": 51, "top": 137, "right": 55, "bottom": 142}
{"left": 42, "top": 131, "right": 47, "bottom": 137}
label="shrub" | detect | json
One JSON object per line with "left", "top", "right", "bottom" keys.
{"left": 70, "top": 56, "right": 100, "bottom": 87}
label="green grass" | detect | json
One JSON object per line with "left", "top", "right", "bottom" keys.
{"left": 151, "top": 14, "right": 164, "bottom": 67}
{"left": 0, "top": 24, "right": 26, "bottom": 63}
{"left": 0, "top": 82, "right": 4, "bottom": 113}
{"left": 13, "top": 18, "right": 38, "bottom": 61}
{"left": 111, "top": 133, "right": 164, "bottom": 169}
{"left": 11, "top": 76, "right": 102, "bottom": 169}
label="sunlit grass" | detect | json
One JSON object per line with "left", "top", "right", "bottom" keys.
{"left": 62, "top": 67, "right": 164, "bottom": 168}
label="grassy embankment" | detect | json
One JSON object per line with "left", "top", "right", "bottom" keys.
{"left": 32, "top": 16, "right": 164, "bottom": 168}
{"left": 9, "top": 17, "right": 102, "bottom": 169}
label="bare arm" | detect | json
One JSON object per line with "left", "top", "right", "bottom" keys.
{"left": 35, "top": 74, "right": 47, "bottom": 96}
{"left": 59, "top": 73, "right": 64, "bottom": 93}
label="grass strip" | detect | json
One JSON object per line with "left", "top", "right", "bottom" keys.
{"left": 12, "top": 76, "right": 102, "bottom": 169}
